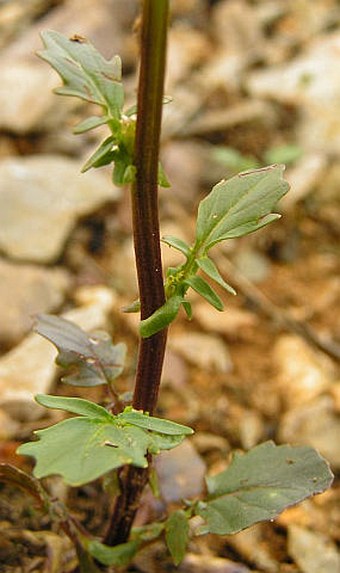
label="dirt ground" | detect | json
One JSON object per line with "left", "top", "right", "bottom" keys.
{"left": 0, "top": 1, "right": 339, "bottom": 572}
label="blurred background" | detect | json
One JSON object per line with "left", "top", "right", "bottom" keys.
{"left": 0, "top": 1, "right": 339, "bottom": 572}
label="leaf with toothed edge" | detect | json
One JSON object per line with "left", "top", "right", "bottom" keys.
{"left": 34, "top": 314, "right": 126, "bottom": 387}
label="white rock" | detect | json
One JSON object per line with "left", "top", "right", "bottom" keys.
{"left": 195, "top": 303, "right": 258, "bottom": 338}
{"left": 0, "top": 155, "right": 120, "bottom": 263}
{"left": 0, "top": 286, "right": 117, "bottom": 421}
{"left": 247, "top": 32, "right": 340, "bottom": 154}
{"left": 170, "top": 331, "right": 232, "bottom": 372}
{"left": 0, "top": 258, "right": 70, "bottom": 346}
{"left": 288, "top": 525, "right": 340, "bottom": 573}
{"left": 273, "top": 335, "right": 333, "bottom": 408}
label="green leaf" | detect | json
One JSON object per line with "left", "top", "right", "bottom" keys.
{"left": 119, "top": 408, "right": 193, "bottom": 436}
{"left": 211, "top": 146, "right": 260, "bottom": 173}
{"left": 39, "top": 30, "right": 124, "bottom": 118}
{"left": 184, "top": 275, "right": 224, "bottom": 311}
{"left": 73, "top": 115, "right": 109, "bottom": 134}
{"left": 81, "top": 136, "right": 116, "bottom": 173}
{"left": 196, "top": 441, "right": 333, "bottom": 535}
{"left": 158, "top": 161, "right": 171, "bottom": 188}
{"left": 140, "top": 295, "right": 183, "bottom": 338}
{"left": 17, "top": 399, "right": 190, "bottom": 486}
{"left": 162, "top": 235, "right": 191, "bottom": 258}
{"left": 165, "top": 510, "right": 190, "bottom": 565}
{"left": 264, "top": 144, "right": 303, "bottom": 166}
{"left": 87, "top": 539, "right": 139, "bottom": 566}
{"left": 195, "top": 165, "right": 289, "bottom": 251}
{"left": 196, "top": 257, "right": 236, "bottom": 295}
{"left": 35, "top": 314, "right": 126, "bottom": 387}
{"left": 35, "top": 394, "right": 112, "bottom": 420}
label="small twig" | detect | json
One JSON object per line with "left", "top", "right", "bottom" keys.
{"left": 219, "top": 256, "right": 340, "bottom": 362}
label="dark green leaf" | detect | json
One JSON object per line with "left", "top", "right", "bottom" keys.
{"left": 162, "top": 235, "right": 191, "bottom": 258}
{"left": 197, "top": 257, "right": 236, "bottom": 295}
{"left": 182, "top": 300, "right": 193, "bottom": 319}
{"left": 39, "top": 31, "right": 124, "bottom": 117}
{"left": 140, "top": 295, "right": 183, "bottom": 338}
{"left": 196, "top": 442, "right": 333, "bottom": 535}
{"left": 81, "top": 136, "right": 116, "bottom": 173}
{"left": 195, "top": 165, "right": 289, "bottom": 250}
{"left": 87, "top": 539, "right": 139, "bottom": 566}
{"left": 119, "top": 408, "right": 193, "bottom": 436}
{"left": 73, "top": 115, "right": 109, "bottom": 134}
{"left": 184, "top": 275, "right": 224, "bottom": 311}
{"left": 165, "top": 510, "right": 190, "bottom": 565}
{"left": 35, "top": 314, "right": 126, "bottom": 387}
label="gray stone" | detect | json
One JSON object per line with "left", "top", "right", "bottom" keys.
{"left": 0, "top": 258, "right": 70, "bottom": 347}
{"left": 0, "top": 155, "right": 120, "bottom": 262}
{"left": 155, "top": 440, "right": 206, "bottom": 503}
{"left": 170, "top": 331, "right": 233, "bottom": 373}
{"left": 247, "top": 32, "right": 340, "bottom": 154}
{"left": 288, "top": 525, "right": 340, "bottom": 573}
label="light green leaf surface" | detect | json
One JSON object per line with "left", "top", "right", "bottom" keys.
{"left": 39, "top": 30, "right": 124, "bottom": 117}
{"left": 81, "top": 136, "right": 116, "bottom": 172}
{"left": 73, "top": 115, "right": 109, "bottom": 134}
{"left": 119, "top": 408, "right": 193, "bottom": 436}
{"left": 162, "top": 235, "right": 191, "bottom": 258}
{"left": 17, "top": 399, "right": 191, "bottom": 485}
{"left": 196, "top": 257, "right": 236, "bottom": 295}
{"left": 88, "top": 539, "right": 139, "bottom": 566}
{"left": 140, "top": 295, "right": 183, "bottom": 338}
{"left": 35, "top": 394, "right": 112, "bottom": 420}
{"left": 165, "top": 510, "right": 190, "bottom": 565}
{"left": 184, "top": 275, "right": 224, "bottom": 311}
{"left": 196, "top": 442, "right": 333, "bottom": 535}
{"left": 195, "top": 165, "right": 289, "bottom": 251}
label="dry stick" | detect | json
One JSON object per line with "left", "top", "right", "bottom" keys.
{"left": 104, "top": 0, "right": 169, "bottom": 545}
{"left": 219, "top": 256, "right": 340, "bottom": 362}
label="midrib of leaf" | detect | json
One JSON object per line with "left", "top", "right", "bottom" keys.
{"left": 198, "top": 176, "right": 274, "bottom": 250}
{"left": 208, "top": 482, "right": 308, "bottom": 501}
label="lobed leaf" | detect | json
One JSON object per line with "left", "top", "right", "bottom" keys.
{"left": 35, "top": 314, "right": 126, "bottom": 387}
{"left": 39, "top": 30, "right": 124, "bottom": 117}
{"left": 165, "top": 510, "right": 190, "bottom": 565}
{"left": 196, "top": 442, "right": 333, "bottom": 535}
{"left": 17, "top": 399, "right": 191, "bottom": 486}
{"left": 195, "top": 165, "right": 289, "bottom": 251}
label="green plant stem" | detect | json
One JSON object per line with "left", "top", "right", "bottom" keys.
{"left": 104, "top": 0, "right": 169, "bottom": 546}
